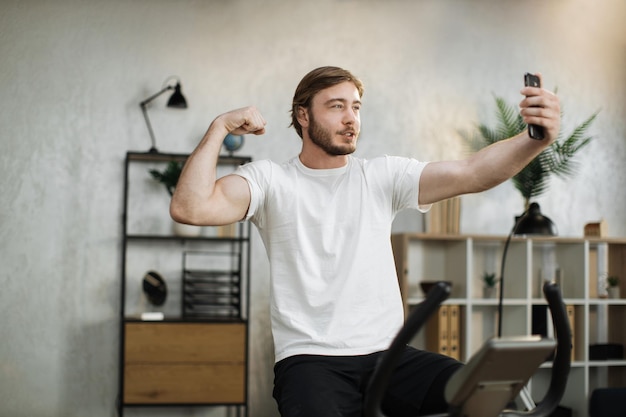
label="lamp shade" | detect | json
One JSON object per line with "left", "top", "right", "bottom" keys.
{"left": 514, "top": 202, "right": 557, "bottom": 236}
{"left": 166, "top": 82, "right": 187, "bottom": 108}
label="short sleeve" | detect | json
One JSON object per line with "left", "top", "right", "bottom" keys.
{"left": 388, "top": 156, "right": 431, "bottom": 213}
{"left": 233, "top": 160, "right": 270, "bottom": 225}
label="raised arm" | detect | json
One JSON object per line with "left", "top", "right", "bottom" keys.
{"left": 419, "top": 74, "right": 561, "bottom": 205}
{"left": 170, "top": 106, "right": 266, "bottom": 226}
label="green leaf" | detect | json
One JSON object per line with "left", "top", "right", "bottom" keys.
{"left": 148, "top": 161, "right": 184, "bottom": 197}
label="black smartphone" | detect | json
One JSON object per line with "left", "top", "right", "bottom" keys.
{"left": 524, "top": 73, "right": 545, "bottom": 140}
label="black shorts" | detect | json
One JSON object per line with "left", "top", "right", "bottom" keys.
{"left": 272, "top": 346, "right": 462, "bottom": 417}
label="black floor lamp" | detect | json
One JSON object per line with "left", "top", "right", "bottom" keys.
{"left": 497, "top": 202, "right": 557, "bottom": 337}
{"left": 140, "top": 77, "right": 188, "bottom": 153}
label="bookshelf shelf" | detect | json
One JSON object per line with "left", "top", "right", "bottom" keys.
{"left": 392, "top": 233, "right": 626, "bottom": 415}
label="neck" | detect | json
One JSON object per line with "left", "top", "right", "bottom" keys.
{"left": 298, "top": 148, "right": 349, "bottom": 169}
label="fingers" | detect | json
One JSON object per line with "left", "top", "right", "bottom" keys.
{"left": 219, "top": 106, "right": 267, "bottom": 136}
{"left": 238, "top": 106, "right": 267, "bottom": 135}
{"left": 519, "top": 79, "right": 561, "bottom": 142}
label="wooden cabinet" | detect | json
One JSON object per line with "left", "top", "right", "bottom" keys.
{"left": 123, "top": 322, "right": 246, "bottom": 404}
{"left": 118, "top": 152, "right": 251, "bottom": 416}
{"left": 392, "top": 233, "right": 626, "bottom": 416}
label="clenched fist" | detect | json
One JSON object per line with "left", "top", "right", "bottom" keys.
{"left": 217, "top": 106, "right": 267, "bottom": 136}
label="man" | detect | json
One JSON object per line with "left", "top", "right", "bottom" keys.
{"left": 170, "top": 66, "right": 560, "bottom": 417}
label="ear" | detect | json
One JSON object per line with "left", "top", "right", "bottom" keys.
{"left": 296, "top": 106, "right": 309, "bottom": 128}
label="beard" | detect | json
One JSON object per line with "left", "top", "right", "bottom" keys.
{"left": 307, "top": 113, "right": 358, "bottom": 156}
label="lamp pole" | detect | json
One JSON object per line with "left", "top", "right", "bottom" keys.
{"left": 497, "top": 203, "right": 556, "bottom": 337}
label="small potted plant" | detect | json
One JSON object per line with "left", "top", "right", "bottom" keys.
{"left": 149, "top": 161, "right": 201, "bottom": 237}
{"left": 149, "top": 160, "right": 183, "bottom": 197}
{"left": 482, "top": 272, "right": 498, "bottom": 298}
{"left": 607, "top": 276, "right": 620, "bottom": 299}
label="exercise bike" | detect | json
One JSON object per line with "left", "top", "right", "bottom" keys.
{"left": 364, "top": 281, "right": 571, "bottom": 417}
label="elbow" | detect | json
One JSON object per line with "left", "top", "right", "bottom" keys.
{"left": 169, "top": 200, "right": 188, "bottom": 224}
{"left": 169, "top": 196, "right": 222, "bottom": 226}
{"left": 169, "top": 199, "right": 201, "bottom": 225}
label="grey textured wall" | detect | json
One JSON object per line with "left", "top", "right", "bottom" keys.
{"left": 1, "top": 0, "right": 625, "bottom": 416}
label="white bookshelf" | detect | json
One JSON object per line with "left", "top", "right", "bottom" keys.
{"left": 391, "top": 233, "right": 626, "bottom": 417}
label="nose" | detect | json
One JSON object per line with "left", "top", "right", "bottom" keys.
{"left": 344, "top": 108, "right": 358, "bottom": 125}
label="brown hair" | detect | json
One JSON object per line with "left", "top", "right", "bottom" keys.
{"left": 290, "top": 66, "right": 364, "bottom": 138}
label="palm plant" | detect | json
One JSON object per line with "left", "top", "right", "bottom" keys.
{"left": 463, "top": 95, "right": 598, "bottom": 210}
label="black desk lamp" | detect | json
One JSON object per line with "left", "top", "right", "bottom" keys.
{"left": 140, "top": 77, "right": 188, "bottom": 153}
{"left": 497, "top": 202, "right": 557, "bottom": 337}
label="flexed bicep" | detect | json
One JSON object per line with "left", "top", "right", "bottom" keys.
{"left": 211, "top": 174, "right": 252, "bottom": 224}
{"left": 171, "top": 173, "right": 251, "bottom": 226}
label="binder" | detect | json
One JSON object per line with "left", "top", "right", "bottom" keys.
{"left": 566, "top": 305, "right": 575, "bottom": 361}
{"left": 426, "top": 305, "right": 461, "bottom": 359}
{"left": 448, "top": 304, "right": 461, "bottom": 360}
{"left": 426, "top": 305, "right": 449, "bottom": 356}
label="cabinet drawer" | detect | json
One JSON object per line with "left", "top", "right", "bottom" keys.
{"left": 123, "top": 322, "right": 246, "bottom": 404}
{"left": 124, "top": 362, "right": 245, "bottom": 404}
{"left": 124, "top": 322, "right": 245, "bottom": 362}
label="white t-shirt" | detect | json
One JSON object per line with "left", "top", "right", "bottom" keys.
{"left": 235, "top": 155, "right": 429, "bottom": 362}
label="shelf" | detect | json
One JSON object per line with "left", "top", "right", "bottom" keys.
{"left": 126, "top": 150, "right": 251, "bottom": 166}
{"left": 587, "top": 298, "right": 626, "bottom": 306}
{"left": 392, "top": 232, "right": 626, "bottom": 415}
{"left": 119, "top": 152, "right": 252, "bottom": 416}
{"left": 127, "top": 234, "right": 247, "bottom": 242}
{"left": 407, "top": 297, "right": 467, "bottom": 305}
{"left": 588, "top": 360, "right": 626, "bottom": 367}
{"left": 475, "top": 298, "right": 528, "bottom": 305}
{"left": 124, "top": 316, "right": 247, "bottom": 324}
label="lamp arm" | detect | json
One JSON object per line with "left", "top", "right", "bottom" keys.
{"left": 139, "top": 86, "right": 174, "bottom": 153}
{"left": 139, "top": 85, "right": 174, "bottom": 107}
{"left": 140, "top": 104, "right": 158, "bottom": 153}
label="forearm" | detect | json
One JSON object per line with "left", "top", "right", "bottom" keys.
{"left": 466, "top": 131, "right": 549, "bottom": 192}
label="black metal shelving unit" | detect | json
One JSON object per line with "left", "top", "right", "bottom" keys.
{"left": 118, "top": 151, "right": 252, "bottom": 417}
